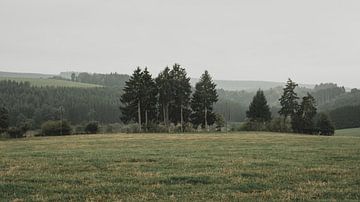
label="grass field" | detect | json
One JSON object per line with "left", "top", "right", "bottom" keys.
{"left": 0, "top": 77, "right": 102, "bottom": 88}
{"left": 1, "top": 132, "right": 359, "bottom": 201}
{"left": 336, "top": 127, "right": 360, "bottom": 137}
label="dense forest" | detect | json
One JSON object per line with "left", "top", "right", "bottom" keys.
{"left": 1, "top": 70, "right": 359, "bottom": 131}
{"left": 0, "top": 80, "right": 121, "bottom": 128}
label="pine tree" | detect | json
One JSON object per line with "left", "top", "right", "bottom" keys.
{"left": 300, "top": 93, "right": 317, "bottom": 134}
{"left": 120, "top": 67, "right": 144, "bottom": 131}
{"left": 279, "top": 78, "right": 299, "bottom": 120}
{"left": 190, "top": 71, "right": 218, "bottom": 129}
{"left": 169, "top": 64, "right": 192, "bottom": 131}
{"left": 292, "top": 93, "right": 317, "bottom": 134}
{"left": 246, "top": 89, "right": 272, "bottom": 122}
{"left": 0, "top": 106, "right": 9, "bottom": 133}
{"left": 141, "top": 68, "right": 158, "bottom": 129}
{"left": 156, "top": 67, "right": 173, "bottom": 126}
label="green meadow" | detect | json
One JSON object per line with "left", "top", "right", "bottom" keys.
{"left": 1, "top": 132, "right": 359, "bottom": 201}
{"left": 0, "top": 77, "right": 101, "bottom": 88}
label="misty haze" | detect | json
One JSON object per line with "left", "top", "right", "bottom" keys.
{"left": 0, "top": 1, "right": 359, "bottom": 201}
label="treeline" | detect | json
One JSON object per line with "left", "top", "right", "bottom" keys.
{"left": 72, "top": 72, "right": 130, "bottom": 88}
{"left": 329, "top": 105, "right": 360, "bottom": 129}
{"left": 0, "top": 80, "right": 121, "bottom": 128}
{"left": 120, "top": 64, "right": 219, "bottom": 132}
{"left": 244, "top": 79, "right": 335, "bottom": 135}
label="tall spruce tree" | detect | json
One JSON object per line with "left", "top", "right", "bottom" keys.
{"left": 292, "top": 93, "right": 317, "bottom": 134}
{"left": 0, "top": 106, "right": 9, "bottom": 133}
{"left": 169, "top": 64, "right": 192, "bottom": 131}
{"left": 190, "top": 71, "right": 218, "bottom": 129}
{"left": 120, "top": 67, "right": 144, "bottom": 131}
{"left": 279, "top": 79, "right": 299, "bottom": 121}
{"left": 156, "top": 67, "right": 173, "bottom": 126}
{"left": 141, "top": 68, "right": 158, "bottom": 129}
{"left": 246, "top": 89, "right": 272, "bottom": 122}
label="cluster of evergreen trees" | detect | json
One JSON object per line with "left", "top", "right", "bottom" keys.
{"left": 245, "top": 79, "right": 335, "bottom": 135}
{"left": 120, "top": 64, "right": 218, "bottom": 131}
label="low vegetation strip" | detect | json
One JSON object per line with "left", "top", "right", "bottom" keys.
{"left": 1, "top": 132, "right": 359, "bottom": 201}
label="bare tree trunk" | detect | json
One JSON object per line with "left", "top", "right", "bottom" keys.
{"left": 163, "top": 105, "right": 166, "bottom": 123}
{"left": 204, "top": 106, "right": 208, "bottom": 131}
{"left": 166, "top": 103, "right": 170, "bottom": 132}
{"left": 145, "top": 110, "right": 148, "bottom": 132}
{"left": 138, "top": 100, "right": 142, "bottom": 132}
{"left": 180, "top": 106, "right": 183, "bottom": 132}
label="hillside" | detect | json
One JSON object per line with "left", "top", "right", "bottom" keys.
{"left": 191, "top": 78, "right": 315, "bottom": 91}
{"left": 1, "top": 71, "right": 316, "bottom": 91}
{"left": 0, "top": 71, "right": 54, "bottom": 79}
{"left": 0, "top": 77, "right": 102, "bottom": 88}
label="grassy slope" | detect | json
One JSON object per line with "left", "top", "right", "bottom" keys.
{"left": 0, "top": 77, "right": 102, "bottom": 88}
{"left": 336, "top": 128, "right": 360, "bottom": 137}
{"left": 0, "top": 132, "right": 359, "bottom": 201}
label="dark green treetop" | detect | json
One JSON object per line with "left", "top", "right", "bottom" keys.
{"left": 246, "top": 89, "right": 272, "bottom": 122}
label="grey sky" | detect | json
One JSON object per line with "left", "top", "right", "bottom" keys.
{"left": 0, "top": 0, "right": 359, "bottom": 87}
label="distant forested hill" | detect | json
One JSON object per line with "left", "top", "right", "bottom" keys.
{"left": 0, "top": 71, "right": 54, "bottom": 78}
{"left": 0, "top": 80, "right": 121, "bottom": 127}
{"left": 0, "top": 77, "right": 102, "bottom": 88}
{"left": 191, "top": 78, "right": 315, "bottom": 91}
{"left": 60, "top": 71, "right": 130, "bottom": 89}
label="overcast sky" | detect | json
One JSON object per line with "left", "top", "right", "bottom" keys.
{"left": 0, "top": 0, "right": 359, "bottom": 87}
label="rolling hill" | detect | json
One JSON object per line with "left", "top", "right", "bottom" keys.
{"left": 0, "top": 77, "right": 102, "bottom": 88}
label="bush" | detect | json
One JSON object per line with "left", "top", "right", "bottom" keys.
{"left": 242, "top": 121, "right": 267, "bottom": 131}
{"left": 85, "top": 122, "right": 99, "bottom": 134}
{"left": 74, "top": 125, "right": 86, "bottom": 134}
{"left": 121, "top": 123, "right": 141, "bottom": 133}
{"left": 267, "top": 117, "right": 292, "bottom": 133}
{"left": 315, "top": 113, "right": 335, "bottom": 136}
{"left": 41, "top": 120, "right": 72, "bottom": 136}
{"left": 7, "top": 127, "right": 26, "bottom": 138}
{"left": 105, "top": 125, "right": 114, "bottom": 133}
{"left": 183, "top": 122, "right": 195, "bottom": 133}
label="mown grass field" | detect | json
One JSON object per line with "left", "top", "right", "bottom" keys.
{"left": 0, "top": 77, "right": 102, "bottom": 88}
{"left": 1, "top": 132, "right": 359, "bottom": 201}
{"left": 336, "top": 127, "right": 360, "bottom": 137}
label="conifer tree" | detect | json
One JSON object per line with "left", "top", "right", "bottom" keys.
{"left": 246, "top": 89, "right": 272, "bottom": 122}
{"left": 292, "top": 93, "right": 317, "bottom": 134}
{"left": 169, "top": 64, "right": 192, "bottom": 131}
{"left": 279, "top": 79, "right": 299, "bottom": 120}
{"left": 190, "top": 71, "right": 218, "bottom": 129}
{"left": 141, "top": 68, "right": 158, "bottom": 128}
{"left": 120, "top": 67, "right": 144, "bottom": 131}
{"left": 156, "top": 67, "right": 173, "bottom": 126}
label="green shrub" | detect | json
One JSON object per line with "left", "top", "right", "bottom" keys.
{"left": 85, "top": 122, "right": 99, "bottom": 134}
{"left": 7, "top": 127, "right": 26, "bottom": 138}
{"left": 74, "top": 125, "right": 85, "bottom": 134}
{"left": 105, "top": 125, "right": 114, "bottom": 133}
{"left": 315, "top": 113, "right": 335, "bottom": 136}
{"left": 121, "top": 123, "right": 141, "bottom": 133}
{"left": 267, "top": 117, "right": 292, "bottom": 133}
{"left": 41, "top": 120, "right": 72, "bottom": 136}
{"left": 242, "top": 121, "right": 267, "bottom": 131}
